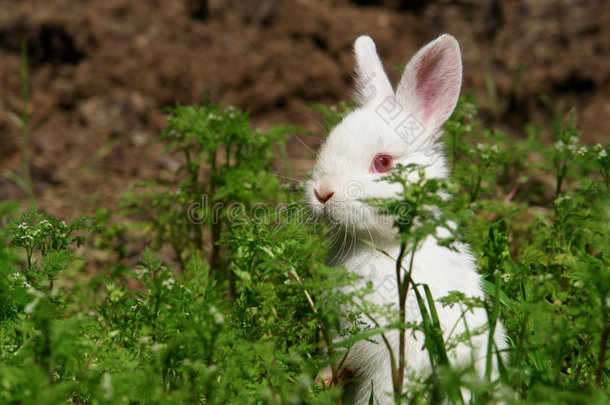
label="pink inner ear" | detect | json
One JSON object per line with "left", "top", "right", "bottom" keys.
{"left": 415, "top": 48, "right": 446, "bottom": 124}
{"left": 394, "top": 35, "right": 462, "bottom": 130}
{"left": 408, "top": 38, "right": 461, "bottom": 127}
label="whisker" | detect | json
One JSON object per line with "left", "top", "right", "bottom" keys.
{"left": 254, "top": 204, "right": 305, "bottom": 223}
{"left": 348, "top": 222, "right": 357, "bottom": 261}
{"left": 290, "top": 133, "right": 319, "bottom": 155}
{"left": 329, "top": 221, "right": 349, "bottom": 265}
{"left": 327, "top": 224, "right": 343, "bottom": 249}
{"left": 295, "top": 110, "right": 330, "bottom": 137}
{"left": 269, "top": 208, "right": 308, "bottom": 233}
{"left": 271, "top": 173, "right": 306, "bottom": 184}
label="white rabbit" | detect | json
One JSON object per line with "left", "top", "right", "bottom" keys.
{"left": 305, "top": 34, "right": 507, "bottom": 404}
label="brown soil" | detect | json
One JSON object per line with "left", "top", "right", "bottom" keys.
{"left": 1, "top": 0, "right": 609, "bottom": 220}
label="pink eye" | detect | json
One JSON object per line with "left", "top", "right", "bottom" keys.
{"left": 371, "top": 154, "right": 393, "bottom": 173}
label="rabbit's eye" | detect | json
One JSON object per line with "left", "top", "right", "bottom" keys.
{"left": 371, "top": 154, "right": 393, "bottom": 173}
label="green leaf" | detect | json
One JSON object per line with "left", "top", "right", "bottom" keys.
{"left": 481, "top": 279, "right": 517, "bottom": 315}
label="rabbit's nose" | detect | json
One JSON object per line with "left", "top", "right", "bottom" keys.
{"left": 314, "top": 188, "right": 335, "bottom": 204}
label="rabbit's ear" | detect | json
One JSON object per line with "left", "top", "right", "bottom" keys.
{"left": 396, "top": 34, "right": 462, "bottom": 132}
{"left": 353, "top": 35, "right": 394, "bottom": 106}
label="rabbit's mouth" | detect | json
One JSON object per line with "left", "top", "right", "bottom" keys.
{"left": 305, "top": 180, "right": 398, "bottom": 244}
{"left": 320, "top": 198, "right": 396, "bottom": 242}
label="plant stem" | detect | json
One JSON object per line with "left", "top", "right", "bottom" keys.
{"left": 208, "top": 149, "right": 233, "bottom": 296}
{"left": 185, "top": 147, "right": 203, "bottom": 256}
{"left": 361, "top": 309, "right": 398, "bottom": 402}
{"left": 470, "top": 172, "right": 483, "bottom": 203}
{"left": 395, "top": 241, "right": 407, "bottom": 399}
{"left": 386, "top": 238, "right": 419, "bottom": 403}
{"left": 596, "top": 307, "right": 609, "bottom": 386}
{"left": 20, "top": 41, "right": 34, "bottom": 200}
{"left": 555, "top": 161, "right": 566, "bottom": 198}
{"left": 485, "top": 276, "right": 501, "bottom": 380}
{"left": 451, "top": 132, "right": 458, "bottom": 172}
{"left": 26, "top": 246, "right": 32, "bottom": 271}
{"left": 288, "top": 269, "right": 341, "bottom": 391}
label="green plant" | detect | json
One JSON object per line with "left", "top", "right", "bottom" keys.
{"left": 4, "top": 42, "right": 50, "bottom": 201}
{"left": 122, "top": 95, "right": 298, "bottom": 295}
{"left": 0, "top": 95, "right": 608, "bottom": 404}
{"left": 9, "top": 205, "right": 97, "bottom": 288}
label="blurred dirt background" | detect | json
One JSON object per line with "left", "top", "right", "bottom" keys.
{"left": 0, "top": 0, "right": 609, "bottom": 220}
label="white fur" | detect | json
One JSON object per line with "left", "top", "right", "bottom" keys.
{"left": 305, "top": 35, "right": 507, "bottom": 404}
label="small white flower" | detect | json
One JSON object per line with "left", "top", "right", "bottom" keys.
{"left": 554, "top": 140, "right": 566, "bottom": 152}
{"left": 226, "top": 106, "right": 238, "bottom": 118}
{"left": 151, "top": 343, "right": 165, "bottom": 353}
{"left": 27, "top": 287, "right": 45, "bottom": 298}
{"left": 568, "top": 136, "right": 579, "bottom": 144}
{"left": 162, "top": 278, "right": 175, "bottom": 290}
{"left": 535, "top": 274, "right": 551, "bottom": 282}
{"left": 567, "top": 143, "right": 577, "bottom": 153}
{"left": 209, "top": 306, "right": 225, "bottom": 324}
{"left": 101, "top": 372, "right": 113, "bottom": 400}
{"left": 24, "top": 297, "right": 40, "bottom": 314}
{"left": 477, "top": 143, "right": 486, "bottom": 151}
{"left": 490, "top": 145, "right": 500, "bottom": 154}
{"left": 573, "top": 280, "right": 583, "bottom": 288}
{"left": 12, "top": 272, "right": 20, "bottom": 280}
{"left": 555, "top": 194, "right": 571, "bottom": 204}
{"left": 578, "top": 146, "right": 588, "bottom": 156}
{"left": 18, "top": 222, "right": 27, "bottom": 230}
{"left": 599, "top": 149, "right": 607, "bottom": 159}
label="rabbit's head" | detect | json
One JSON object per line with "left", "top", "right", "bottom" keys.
{"left": 305, "top": 34, "right": 462, "bottom": 245}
